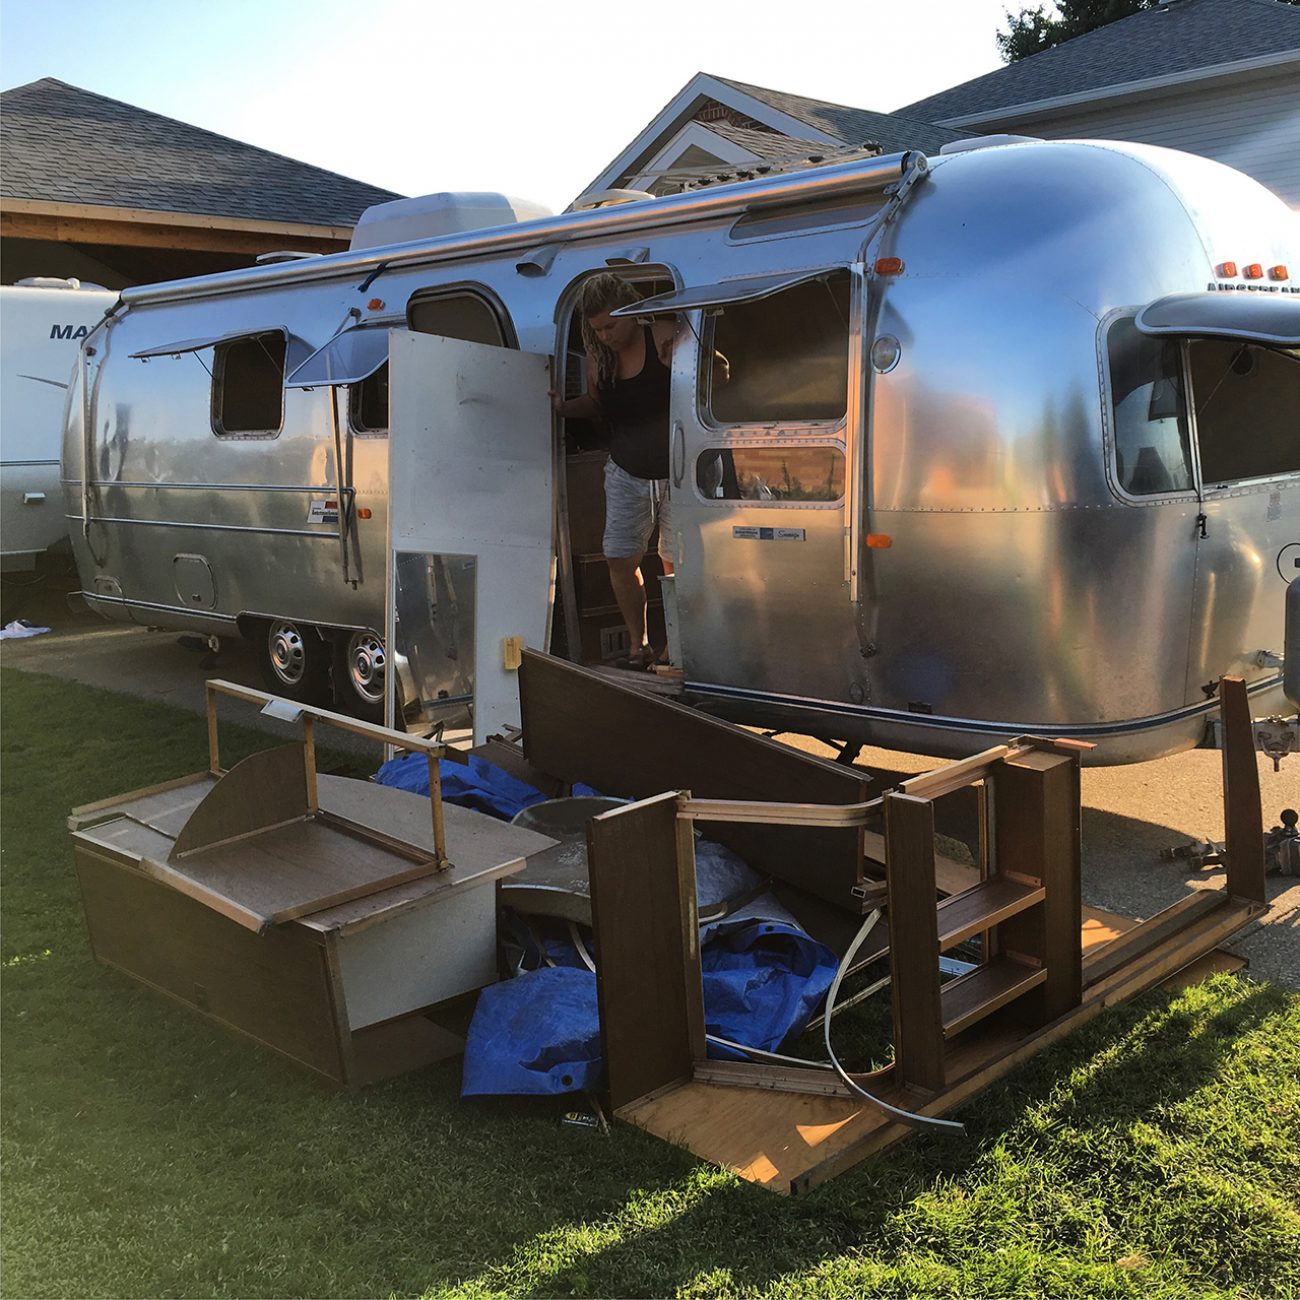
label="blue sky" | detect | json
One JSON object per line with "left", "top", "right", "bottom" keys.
{"left": 1, "top": 0, "right": 1015, "bottom": 212}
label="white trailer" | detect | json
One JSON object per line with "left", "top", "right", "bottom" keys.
{"left": 2, "top": 279, "right": 116, "bottom": 570}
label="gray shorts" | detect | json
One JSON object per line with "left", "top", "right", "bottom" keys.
{"left": 603, "top": 459, "right": 673, "bottom": 564}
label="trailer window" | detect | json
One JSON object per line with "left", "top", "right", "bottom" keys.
{"left": 705, "top": 272, "right": 850, "bottom": 425}
{"left": 1190, "top": 341, "right": 1300, "bottom": 484}
{"left": 696, "top": 445, "right": 844, "bottom": 503}
{"left": 212, "top": 332, "right": 286, "bottom": 436}
{"left": 1106, "top": 319, "right": 1193, "bottom": 496}
{"left": 407, "top": 290, "right": 510, "bottom": 346}
{"left": 350, "top": 364, "right": 388, "bottom": 434}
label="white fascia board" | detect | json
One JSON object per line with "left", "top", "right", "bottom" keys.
{"left": 627, "top": 121, "right": 762, "bottom": 191}
{"left": 575, "top": 72, "right": 842, "bottom": 201}
{"left": 932, "top": 50, "right": 1300, "bottom": 127}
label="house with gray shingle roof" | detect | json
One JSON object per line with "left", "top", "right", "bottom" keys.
{"left": 897, "top": 0, "right": 1300, "bottom": 207}
{"left": 1, "top": 77, "right": 403, "bottom": 287}
{"left": 574, "top": 71, "right": 975, "bottom": 203}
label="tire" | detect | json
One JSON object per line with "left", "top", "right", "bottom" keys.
{"left": 331, "top": 628, "right": 388, "bottom": 724}
{"left": 257, "top": 619, "right": 332, "bottom": 705}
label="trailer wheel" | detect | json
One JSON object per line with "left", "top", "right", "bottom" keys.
{"left": 332, "top": 628, "right": 387, "bottom": 724}
{"left": 258, "top": 619, "right": 332, "bottom": 705}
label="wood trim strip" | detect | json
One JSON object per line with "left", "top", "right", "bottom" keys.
{"left": 0, "top": 196, "right": 352, "bottom": 240}
{"left": 693, "top": 1061, "right": 852, "bottom": 1097}
{"left": 67, "top": 771, "right": 211, "bottom": 831}
{"left": 1083, "top": 890, "right": 1225, "bottom": 986}
{"left": 679, "top": 797, "right": 881, "bottom": 827}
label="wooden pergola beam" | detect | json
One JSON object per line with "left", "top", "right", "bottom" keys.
{"left": 1, "top": 198, "right": 352, "bottom": 255}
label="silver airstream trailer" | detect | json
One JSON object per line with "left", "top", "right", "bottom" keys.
{"left": 63, "top": 140, "right": 1299, "bottom": 758}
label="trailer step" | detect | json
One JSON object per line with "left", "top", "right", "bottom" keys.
{"left": 942, "top": 956, "right": 1047, "bottom": 1037}
{"left": 936, "top": 876, "right": 1045, "bottom": 952}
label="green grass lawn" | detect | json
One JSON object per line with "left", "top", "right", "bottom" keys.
{"left": 2, "top": 666, "right": 1297, "bottom": 1299}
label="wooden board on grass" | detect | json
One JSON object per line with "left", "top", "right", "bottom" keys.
{"left": 616, "top": 892, "right": 1261, "bottom": 1194}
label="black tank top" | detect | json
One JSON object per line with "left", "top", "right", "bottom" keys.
{"left": 599, "top": 326, "right": 671, "bottom": 480}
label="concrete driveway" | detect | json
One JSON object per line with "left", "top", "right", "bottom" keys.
{"left": 3, "top": 566, "right": 1296, "bottom": 988}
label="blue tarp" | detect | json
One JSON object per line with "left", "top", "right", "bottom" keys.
{"left": 462, "top": 968, "right": 604, "bottom": 1097}
{"left": 373, "top": 751, "right": 838, "bottom": 1098}
{"left": 375, "top": 751, "right": 607, "bottom": 822}
{"left": 376, "top": 750, "right": 549, "bottom": 821}
{"left": 461, "top": 893, "right": 837, "bottom": 1097}
{"left": 699, "top": 897, "right": 838, "bottom": 1061}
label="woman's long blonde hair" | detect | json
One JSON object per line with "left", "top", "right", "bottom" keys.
{"left": 579, "top": 273, "right": 643, "bottom": 389}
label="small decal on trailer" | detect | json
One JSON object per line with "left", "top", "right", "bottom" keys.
{"left": 732, "top": 526, "right": 806, "bottom": 542}
{"left": 308, "top": 500, "right": 339, "bottom": 524}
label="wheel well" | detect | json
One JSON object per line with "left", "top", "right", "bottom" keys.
{"left": 236, "top": 614, "right": 337, "bottom": 643}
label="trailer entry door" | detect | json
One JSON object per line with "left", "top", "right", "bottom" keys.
{"left": 387, "top": 330, "right": 552, "bottom": 744}
{"left": 663, "top": 268, "right": 864, "bottom": 705}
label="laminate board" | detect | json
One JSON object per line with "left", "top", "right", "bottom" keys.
{"left": 521, "top": 650, "right": 878, "bottom": 908}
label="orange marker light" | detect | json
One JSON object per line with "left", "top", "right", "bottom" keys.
{"left": 367, "top": 298, "right": 386, "bottom": 310}
{"left": 866, "top": 533, "right": 893, "bottom": 549}
{"left": 357, "top": 507, "right": 372, "bottom": 520}
{"left": 1216, "top": 261, "right": 1238, "bottom": 278}
{"left": 874, "top": 257, "right": 905, "bottom": 275}
{"left": 1244, "top": 263, "right": 1264, "bottom": 280}
{"left": 1270, "top": 265, "right": 1290, "bottom": 281}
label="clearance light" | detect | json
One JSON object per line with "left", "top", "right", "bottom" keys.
{"left": 357, "top": 507, "right": 372, "bottom": 520}
{"left": 367, "top": 298, "right": 386, "bottom": 310}
{"left": 1244, "top": 263, "right": 1264, "bottom": 280}
{"left": 1270, "top": 265, "right": 1290, "bottom": 281}
{"left": 1216, "top": 261, "right": 1238, "bottom": 278}
{"left": 874, "top": 257, "right": 905, "bottom": 275}
{"left": 866, "top": 533, "right": 893, "bottom": 549}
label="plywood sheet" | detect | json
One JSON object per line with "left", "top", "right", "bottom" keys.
{"left": 619, "top": 1081, "right": 882, "bottom": 1191}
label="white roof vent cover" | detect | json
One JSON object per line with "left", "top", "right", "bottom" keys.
{"left": 349, "top": 192, "right": 553, "bottom": 251}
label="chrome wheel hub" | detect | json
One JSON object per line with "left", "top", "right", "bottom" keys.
{"left": 347, "top": 631, "right": 386, "bottom": 704}
{"left": 268, "top": 621, "right": 308, "bottom": 685}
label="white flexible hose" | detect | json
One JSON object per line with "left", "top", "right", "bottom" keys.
{"left": 822, "top": 909, "right": 966, "bottom": 1136}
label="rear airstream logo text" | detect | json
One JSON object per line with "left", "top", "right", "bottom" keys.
{"left": 49, "top": 324, "right": 91, "bottom": 339}
{"left": 1206, "top": 283, "right": 1299, "bottom": 293}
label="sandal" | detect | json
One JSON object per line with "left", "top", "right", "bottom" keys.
{"left": 618, "top": 645, "right": 655, "bottom": 671}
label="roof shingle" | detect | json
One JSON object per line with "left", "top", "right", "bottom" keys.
{"left": 712, "top": 75, "right": 977, "bottom": 154}
{"left": 897, "top": 0, "right": 1300, "bottom": 122}
{"left": 0, "top": 77, "right": 401, "bottom": 226}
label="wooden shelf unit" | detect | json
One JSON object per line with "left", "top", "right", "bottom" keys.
{"left": 584, "top": 676, "right": 1269, "bottom": 1193}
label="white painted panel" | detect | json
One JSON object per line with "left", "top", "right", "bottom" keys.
{"left": 1004, "top": 73, "right": 1300, "bottom": 206}
{"left": 336, "top": 883, "right": 498, "bottom": 1029}
{"left": 388, "top": 331, "right": 553, "bottom": 744}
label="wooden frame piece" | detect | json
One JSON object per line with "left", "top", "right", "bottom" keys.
{"left": 520, "top": 650, "right": 880, "bottom": 907}
{"left": 592, "top": 699, "right": 1264, "bottom": 1194}
{"left": 587, "top": 792, "right": 705, "bottom": 1110}
{"left": 1218, "top": 676, "right": 1266, "bottom": 904}
{"left": 204, "top": 678, "right": 452, "bottom": 868}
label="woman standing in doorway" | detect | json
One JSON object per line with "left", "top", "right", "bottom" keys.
{"left": 552, "top": 273, "right": 677, "bottom": 669}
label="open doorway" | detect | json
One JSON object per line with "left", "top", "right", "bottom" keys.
{"left": 551, "top": 269, "right": 676, "bottom": 666}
